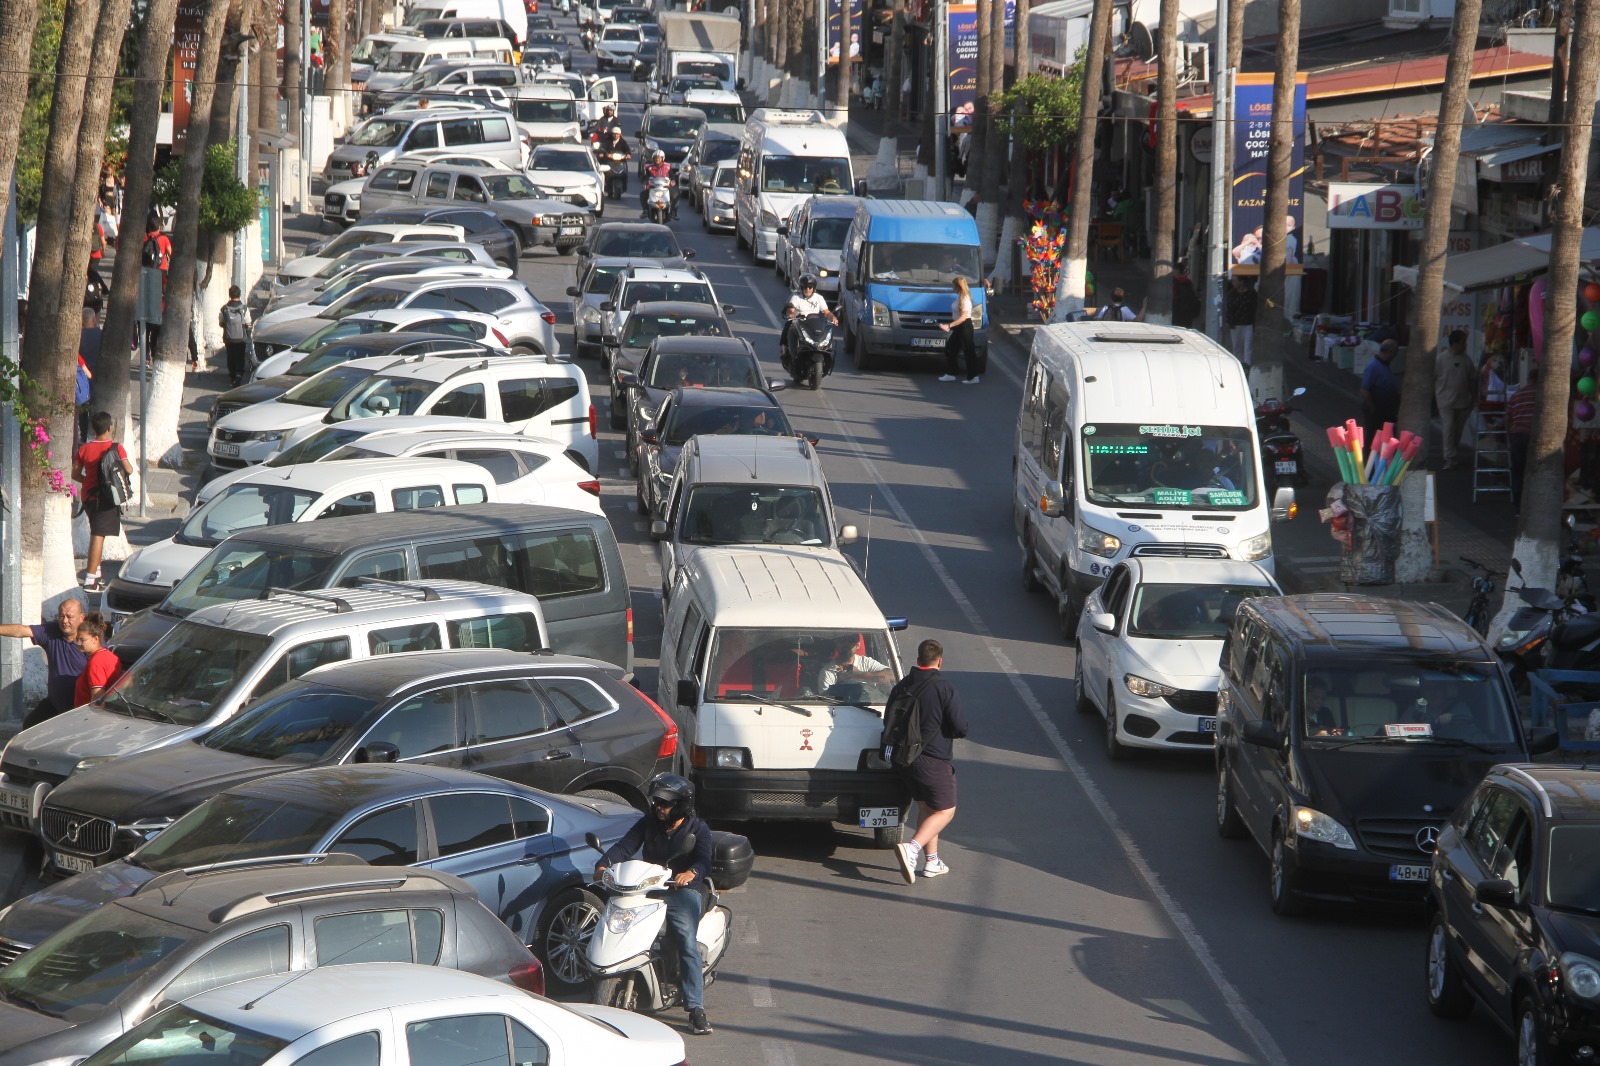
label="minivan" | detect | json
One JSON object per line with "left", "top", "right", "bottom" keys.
{"left": 658, "top": 546, "right": 910, "bottom": 847}
{"left": 0, "top": 580, "right": 548, "bottom": 827}
{"left": 1214, "top": 593, "right": 1558, "bottom": 915}
{"left": 735, "top": 109, "right": 853, "bottom": 262}
{"left": 325, "top": 107, "right": 523, "bottom": 182}
{"left": 102, "top": 503, "right": 632, "bottom": 674}
{"left": 1014, "top": 321, "right": 1295, "bottom": 638}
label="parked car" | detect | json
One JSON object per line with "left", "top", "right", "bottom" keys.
{"left": 1074, "top": 558, "right": 1281, "bottom": 758}
{"left": 250, "top": 312, "right": 509, "bottom": 381}
{"left": 274, "top": 221, "right": 466, "bottom": 286}
{"left": 0, "top": 865, "right": 545, "bottom": 1066}
{"left": 255, "top": 259, "right": 514, "bottom": 331}
{"left": 634, "top": 385, "right": 796, "bottom": 518}
{"left": 576, "top": 220, "right": 691, "bottom": 268}
{"left": 607, "top": 317, "right": 743, "bottom": 430}
{"left": 567, "top": 255, "right": 665, "bottom": 359}
{"left": 525, "top": 143, "right": 605, "bottom": 213}
{"left": 279, "top": 275, "right": 561, "bottom": 356}
{"left": 361, "top": 205, "right": 525, "bottom": 266}
{"left": 1423, "top": 764, "right": 1600, "bottom": 1063}
{"left": 266, "top": 242, "right": 502, "bottom": 312}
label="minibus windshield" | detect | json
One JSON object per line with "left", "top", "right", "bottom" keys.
{"left": 1081, "top": 423, "right": 1258, "bottom": 508}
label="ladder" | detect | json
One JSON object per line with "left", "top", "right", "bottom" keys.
{"left": 1472, "top": 405, "right": 1512, "bottom": 502}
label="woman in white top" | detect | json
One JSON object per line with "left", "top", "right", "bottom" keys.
{"left": 938, "top": 276, "right": 982, "bottom": 384}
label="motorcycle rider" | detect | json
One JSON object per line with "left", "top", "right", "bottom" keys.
{"left": 594, "top": 772, "right": 715, "bottom": 1036}
{"left": 782, "top": 273, "right": 836, "bottom": 360}
{"left": 590, "top": 105, "right": 619, "bottom": 145}
{"left": 641, "top": 149, "right": 679, "bottom": 219}
{"left": 599, "top": 125, "right": 633, "bottom": 194}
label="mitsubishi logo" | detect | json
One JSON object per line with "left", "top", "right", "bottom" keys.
{"left": 798, "top": 728, "right": 813, "bottom": 751}
{"left": 1415, "top": 826, "right": 1441, "bottom": 854}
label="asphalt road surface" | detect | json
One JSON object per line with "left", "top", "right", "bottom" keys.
{"left": 0, "top": 26, "right": 1520, "bottom": 1066}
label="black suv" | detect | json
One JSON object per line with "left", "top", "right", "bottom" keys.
{"left": 1425, "top": 765, "right": 1600, "bottom": 1064}
{"left": 1214, "top": 594, "right": 1558, "bottom": 916}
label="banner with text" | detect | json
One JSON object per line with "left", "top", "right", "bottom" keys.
{"left": 949, "top": 3, "right": 978, "bottom": 129}
{"left": 1229, "top": 73, "right": 1307, "bottom": 270}
{"left": 828, "top": 0, "right": 863, "bottom": 64}
{"left": 1327, "top": 182, "right": 1425, "bottom": 229}
{"left": 172, "top": 0, "right": 206, "bottom": 153}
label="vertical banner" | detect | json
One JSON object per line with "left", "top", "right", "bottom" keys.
{"left": 172, "top": 0, "right": 207, "bottom": 153}
{"left": 828, "top": 0, "right": 842, "bottom": 64}
{"left": 948, "top": 3, "right": 978, "bottom": 130}
{"left": 1003, "top": 0, "right": 1015, "bottom": 68}
{"left": 828, "top": 0, "right": 863, "bottom": 64}
{"left": 1229, "top": 72, "right": 1307, "bottom": 271}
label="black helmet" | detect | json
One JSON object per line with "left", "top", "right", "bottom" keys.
{"left": 798, "top": 273, "right": 818, "bottom": 291}
{"left": 645, "top": 772, "right": 694, "bottom": 820}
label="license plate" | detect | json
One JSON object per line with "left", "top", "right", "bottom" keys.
{"left": 911, "top": 337, "right": 945, "bottom": 348}
{"left": 1274, "top": 460, "right": 1298, "bottom": 474}
{"left": 559, "top": 226, "right": 582, "bottom": 236}
{"left": 53, "top": 852, "right": 94, "bottom": 875}
{"left": 858, "top": 806, "right": 900, "bottom": 829}
{"left": 1389, "top": 864, "right": 1431, "bottom": 882}
{"left": 0, "top": 786, "right": 30, "bottom": 814}
{"left": 1199, "top": 717, "right": 1217, "bottom": 733}
{"left": 213, "top": 442, "right": 240, "bottom": 457}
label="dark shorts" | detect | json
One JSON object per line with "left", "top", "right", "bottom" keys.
{"left": 86, "top": 500, "right": 121, "bottom": 537}
{"left": 903, "top": 757, "right": 957, "bottom": 811}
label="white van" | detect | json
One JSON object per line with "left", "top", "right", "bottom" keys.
{"left": 531, "top": 70, "right": 619, "bottom": 125}
{"left": 402, "top": 0, "right": 529, "bottom": 47}
{"left": 658, "top": 546, "right": 911, "bottom": 847}
{"left": 1012, "top": 322, "right": 1294, "bottom": 638}
{"left": 361, "top": 39, "right": 517, "bottom": 105}
{"left": 734, "top": 109, "right": 854, "bottom": 262}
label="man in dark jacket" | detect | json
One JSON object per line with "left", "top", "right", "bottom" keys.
{"left": 595, "top": 772, "right": 716, "bottom": 1035}
{"left": 891, "top": 639, "right": 969, "bottom": 885}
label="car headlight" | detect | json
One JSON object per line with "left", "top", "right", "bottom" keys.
{"left": 119, "top": 816, "right": 175, "bottom": 842}
{"left": 1124, "top": 674, "right": 1178, "bottom": 699}
{"left": 581, "top": 305, "right": 601, "bottom": 323}
{"left": 251, "top": 430, "right": 285, "bottom": 443}
{"left": 1077, "top": 522, "right": 1121, "bottom": 558}
{"left": 605, "top": 900, "right": 662, "bottom": 934}
{"left": 870, "top": 300, "right": 890, "bottom": 327}
{"left": 74, "top": 756, "right": 116, "bottom": 774}
{"left": 1560, "top": 953, "right": 1600, "bottom": 1000}
{"left": 1292, "top": 805, "right": 1356, "bottom": 850}
{"left": 759, "top": 208, "right": 780, "bottom": 229}
{"left": 692, "top": 746, "right": 750, "bottom": 769}
{"left": 814, "top": 267, "right": 830, "bottom": 278}
{"left": 1237, "top": 531, "right": 1273, "bottom": 561}
{"left": 636, "top": 403, "right": 660, "bottom": 425}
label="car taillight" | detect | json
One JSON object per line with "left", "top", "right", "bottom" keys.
{"left": 587, "top": 403, "right": 597, "bottom": 438}
{"left": 578, "top": 479, "right": 601, "bottom": 496}
{"left": 639, "top": 684, "right": 678, "bottom": 760}
{"left": 492, "top": 328, "right": 510, "bottom": 347}
{"left": 541, "top": 310, "right": 556, "bottom": 324}
{"left": 508, "top": 959, "right": 545, "bottom": 996}
{"left": 626, "top": 606, "right": 633, "bottom": 643}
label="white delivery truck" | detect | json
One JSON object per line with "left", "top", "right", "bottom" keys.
{"left": 655, "top": 12, "right": 741, "bottom": 93}
{"left": 1012, "top": 322, "right": 1295, "bottom": 637}
{"left": 734, "top": 109, "right": 853, "bottom": 262}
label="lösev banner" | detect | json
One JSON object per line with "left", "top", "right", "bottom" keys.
{"left": 1229, "top": 73, "right": 1307, "bottom": 270}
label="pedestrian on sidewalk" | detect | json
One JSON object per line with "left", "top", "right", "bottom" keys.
{"left": 219, "top": 286, "right": 251, "bottom": 386}
{"left": 1507, "top": 365, "right": 1539, "bottom": 512}
{"left": 1226, "top": 275, "right": 1256, "bottom": 367}
{"left": 0, "top": 598, "right": 88, "bottom": 729}
{"left": 73, "top": 612, "right": 122, "bottom": 706}
{"left": 1096, "top": 287, "right": 1139, "bottom": 322}
{"left": 937, "top": 276, "right": 982, "bottom": 384}
{"left": 138, "top": 214, "right": 171, "bottom": 360}
{"left": 74, "top": 411, "right": 135, "bottom": 594}
{"left": 1434, "top": 330, "right": 1478, "bottom": 470}
{"left": 1171, "top": 259, "right": 1201, "bottom": 329}
{"left": 1361, "top": 340, "right": 1401, "bottom": 442}
{"left": 892, "top": 639, "right": 968, "bottom": 885}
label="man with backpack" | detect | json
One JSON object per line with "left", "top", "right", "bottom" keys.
{"left": 885, "top": 639, "right": 968, "bottom": 885}
{"left": 219, "top": 285, "right": 251, "bottom": 386}
{"left": 74, "top": 411, "right": 135, "bottom": 592}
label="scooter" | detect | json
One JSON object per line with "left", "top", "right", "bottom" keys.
{"left": 582, "top": 831, "right": 731, "bottom": 1013}
{"left": 1256, "top": 387, "right": 1308, "bottom": 488}
{"left": 600, "top": 151, "right": 629, "bottom": 200}
{"left": 1495, "top": 558, "right": 1577, "bottom": 689}
{"left": 644, "top": 175, "right": 673, "bottom": 224}
{"left": 781, "top": 311, "right": 836, "bottom": 391}
{"left": 581, "top": 26, "right": 595, "bottom": 51}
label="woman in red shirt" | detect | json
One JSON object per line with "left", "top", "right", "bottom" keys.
{"left": 73, "top": 612, "right": 122, "bottom": 706}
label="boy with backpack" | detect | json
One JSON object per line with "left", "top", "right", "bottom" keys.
{"left": 138, "top": 214, "right": 171, "bottom": 362}
{"left": 219, "top": 285, "right": 251, "bottom": 386}
{"left": 882, "top": 639, "right": 968, "bottom": 885}
{"left": 74, "top": 411, "right": 136, "bottom": 592}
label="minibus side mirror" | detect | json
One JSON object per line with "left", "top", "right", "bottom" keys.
{"left": 1039, "top": 479, "right": 1066, "bottom": 518}
{"left": 837, "top": 524, "right": 858, "bottom": 544}
{"left": 676, "top": 679, "right": 700, "bottom": 707}
{"left": 1271, "top": 486, "right": 1297, "bottom": 522}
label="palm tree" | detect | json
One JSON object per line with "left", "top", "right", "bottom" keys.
{"left": 1146, "top": 0, "right": 1179, "bottom": 323}
{"left": 1050, "top": 0, "right": 1112, "bottom": 318}
{"left": 0, "top": 0, "right": 41, "bottom": 229}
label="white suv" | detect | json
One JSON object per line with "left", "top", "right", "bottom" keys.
{"left": 600, "top": 266, "right": 733, "bottom": 347}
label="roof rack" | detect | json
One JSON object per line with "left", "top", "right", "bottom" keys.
{"left": 442, "top": 358, "right": 494, "bottom": 381}
{"left": 264, "top": 588, "right": 355, "bottom": 613}
{"left": 1499, "top": 765, "right": 1554, "bottom": 818}
{"left": 1091, "top": 328, "right": 1183, "bottom": 344}
{"left": 351, "top": 577, "right": 442, "bottom": 601}
{"left": 136, "top": 854, "right": 370, "bottom": 897}
{"left": 214, "top": 874, "right": 419, "bottom": 923}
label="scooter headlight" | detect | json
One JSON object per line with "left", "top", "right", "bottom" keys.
{"left": 605, "top": 900, "right": 662, "bottom": 934}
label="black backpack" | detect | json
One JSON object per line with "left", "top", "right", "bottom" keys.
{"left": 140, "top": 234, "right": 162, "bottom": 268}
{"left": 880, "top": 673, "right": 937, "bottom": 769}
{"left": 97, "top": 444, "right": 132, "bottom": 508}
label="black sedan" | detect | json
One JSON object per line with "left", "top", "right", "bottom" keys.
{"left": 576, "top": 221, "right": 693, "bottom": 269}
{"left": 612, "top": 326, "right": 758, "bottom": 439}
{"left": 634, "top": 385, "right": 797, "bottom": 518}
{"left": 3, "top": 764, "right": 638, "bottom": 996}
{"left": 631, "top": 39, "right": 658, "bottom": 81}
{"left": 363, "top": 205, "right": 522, "bottom": 268}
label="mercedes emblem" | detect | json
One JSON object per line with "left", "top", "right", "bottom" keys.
{"left": 1415, "top": 826, "right": 1441, "bottom": 854}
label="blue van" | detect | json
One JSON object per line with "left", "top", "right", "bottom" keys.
{"left": 837, "top": 200, "right": 987, "bottom": 370}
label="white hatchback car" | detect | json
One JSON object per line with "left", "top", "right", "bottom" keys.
{"left": 309, "top": 275, "right": 561, "bottom": 357}
{"left": 274, "top": 222, "right": 467, "bottom": 286}
{"left": 254, "top": 261, "right": 514, "bottom": 332}
{"left": 210, "top": 355, "right": 411, "bottom": 466}
{"left": 76, "top": 963, "right": 687, "bottom": 1066}
{"left": 1075, "top": 557, "right": 1281, "bottom": 759}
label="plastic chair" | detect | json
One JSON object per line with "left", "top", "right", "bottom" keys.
{"left": 1092, "top": 222, "right": 1125, "bottom": 262}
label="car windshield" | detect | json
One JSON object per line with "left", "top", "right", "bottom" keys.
{"left": 865, "top": 241, "right": 980, "bottom": 284}
{"left": 285, "top": 322, "right": 393, "bottom": 371}
{"left": 353, "top": 38, "right": 395, "bottom": 64}
{"left": 646, "top": 349, "right": 755, "bottom": 389}
{"left": 179, "top": 484, "right": 322, "bottom": 547}
{"left": 480, "top": 173, "right": 535, "bottom": 199}
{"left": 707, "top": 628, "right": 897, "bottom": 704}
{"left": 646, "top": 113, "right": 704, "bottom": 139}
{"left": 683, "top": 485, "right": 827, "bottom": 546}
{"left": 314, "top": 252, "right": 380, "bottom": 279}
{"left": 1082, "top": 423, "right": 1259, "bottom": 509}
{"left": 626, "top": 314, "right": 730, "bottom": 348}
{"left": 696, "top": 103, "right": 743, "bottom": 123}
{"left": 263, "top": 426, "right": 372, "bottom": 467}
{"left": 1127, "top": 582, "right": 1273, "bottom": 639}
{"left": 762, "top": 155, "right": 849, "bottom": 194}
{"left": 622, "top": 280, "right": 713, "bottom": 308}
{"left": 532, "top": 32, "right": 564, "bottom": 45}
{"left": 309, "top": 271, "right": 380, "bottom": 307}
{"left": 350, "top": 116, "right": 411, "bottom": 144}
{"left": 1547, "top": 825, "right": 1600, "bottom": 912}
{"left": 810, "top": 217, "right": 851, "bottom": 250}
{"left": 291, "top": 340, "right": 395, "bottom": 378}
{"left": 515, "top": 98, "right": 578, "bottom": 123}
{"left": 585, "top": 264, "right": 625, "bottom": 294}
{"left": 679, "top": 60, "right": 728, "bottom": 79}
{"left": 1299, "top": 664, "right": 1519, "bottom": 745}
{"left": 672, "top": 77, "right": 719, "bottom": 94}
{"left": 203, "top": 687, "right": 378, "bottom": 762}
{"left": 333, "top": 375, "right": 436, "bottom": 420}
{"left": 593, "top": 229, "right": 680, "bottom": 259}
{"left": 162, "top": 543, "right": 337, "bottom": 619}
{"left": 102, "top": 624, "right": 273, "bottom": 726}
{"left": 601, "top": 26, "right": 639, "bottom": 41}
{"left": 135, "top": 792, "right": 346, "bottom": 872}
{"left": 83, "top": 1006, "right": 289, "bottom": 1066}
{"left": 531, "top": 149, "right": 594, "bottom": 173}
{"left": 0, "top": 905, "right": 196, "bottom": 1017}
{"left": 664, "top": 402, "right": 789, "bottom": 445}
{"left": 280, "top": 365, "right": 381, "bottom": 408}
{"left": 330, "top": 286, "right": 411, "bottom": 319}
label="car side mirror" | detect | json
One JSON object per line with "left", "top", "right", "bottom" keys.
{"left": 354, "top": 741, "right": 400, "bottom": 764}
{"left": 1527, "top": 725, "right": 1560, "bottom": 755}
{"left": 1474, "top": 878, "right": 1519, "bottom": 909}
{"left": 1240, "top": 719, "right": 1283, "bottom": 750}
{"left": 602, "top": 334, "right": 620, "bottom": 347}
{"left": 599, "top": 300, "right": 615, "bottom": 312}
{"left": 776, "top": 223, "right": 788, "bottom": 236}
{"left": 585, "top": 831, "right": 604, "bottom": 852}
{"left": 1218, "top": 642, "right": 1232, "bottom": 671}
{"left": 1291, "top": 386, "right": 1307, "bottom": 398}
{"left": 854, "top": 178, "right": 868, "bottom": 197}
{"left": 1090, "top": 612, "right": 1116, "bottom": 635}
{"left": 886, "top": 616, "right": 909, "bottom": 631}
{"left": 566, "top": 285, "right": 581, "bottom": 297}
{"left": 617, "top": 370, "right": 638, "bottom": 386}
{"left": 722, "top": 303, "right": 736, "bottom": 315}
{"left": 650, "top": 518, "right": 667, "bottom": 539}
{"left": 682, "top": 249, "right": 696, "bottom": 259}
{"left": 676, "top": 678, "right": 700, "bottom": 707}
{"left": 576, "top": 245, "right": 591, "bottom": 255}
{"left": 640, "top": 428, "right": 659, "bottom": 444}
{"left": 837, "top": 524, "right": 858, "bottom": 544}
{"left": 1272, "top": 486, "right": 1297, "bottom": 522}
{"left": 635, "top": 128, "right": 644, "bottom": 136}
{"left": 1039, "top": 479, "right": 1065, "bottom": 518}
{"left": 768, "top": 381, "right": 787, "bottom": 392}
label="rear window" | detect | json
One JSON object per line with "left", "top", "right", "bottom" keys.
{"left": 418, "top": 528, "right": 606, "bottom": 600}
{"left": 449, "top": 612, "right": 543, "bottom": 650}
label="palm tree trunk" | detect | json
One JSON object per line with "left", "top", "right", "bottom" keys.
{"left": 0, "top": 0, "right": 41, "bottom": 229}
{"left": 328, "top": 0, "right": 351, "bottom": 127}
{"left": 1147, "top": 0, "right": 1180, "bottom": 323}
{"left": 1251, "top": 0, "right": 1301, "bottom": 398}
{"left": 1492, "top": 0, "right": 1600, "bottom": 638}
{"left": 1542, "top": 0, "right": 1572, "bottom": 189}
{"left": 1394, "top": 0, "right": 1483, "bottom": 447}
{"left": 979, "top": 0, "right": 1006, "bottom": 198}
{"left": 1050, "top": 0, "right": 1111, "bottom": 317}
{"left": 285, "top": 0, "right": 303, "bottom": 136}
{"left": 970, "top": 0, "right": 990, "bottom": 191}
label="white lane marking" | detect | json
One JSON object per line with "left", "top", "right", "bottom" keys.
{"left": 614, "top": 448, "right": 627, "bottom": 459}
{"left": 814, "top": 391, "right": 1289, "bottom": 1066}
{"left": 635, "top": 543, "right": 653, "bottom": 555}
{"left": 742, "top": 275, "right": 785, "bottom": 331}
{"left": 748, "top": 975, "right": 774, "bottom": 1008}
{"left": 633, "top": 520, "right": 647, "bottom": 532}
{"left": 762, "top": 1040, "right": 797, "bottom": 1066}
{"left": 735, "top": 915, "right": 760, "bottom": 944}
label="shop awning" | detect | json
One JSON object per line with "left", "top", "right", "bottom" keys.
{"left": 1391, "top": 228, "right": 1600, "bottom": 292}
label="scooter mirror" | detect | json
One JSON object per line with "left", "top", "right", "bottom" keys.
{"left": 1292, "top": 386, "right": 1307, "bottom": 397}
{"left": 585, "top": 831, "right": 603, "bottom": 852}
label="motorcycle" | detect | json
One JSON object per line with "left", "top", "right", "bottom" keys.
{"left": 1256, "top": 387, "right": 1307, "bottom": 488}
{"left": 781, "top": 311, "right": 835, "bottom": 391}
{"left": 600, "top": 151, "right": 629, "bottom": 200}
{"left": 582, "top": 831, "right": 731, "bottom": 1014}
{"left": 644, "top": 175, "right": 673, "bottom": 224}
{"left": 581, "top": 26, "right": 595, "bottom": 51}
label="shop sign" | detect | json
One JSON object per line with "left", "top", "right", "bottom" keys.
{"left": 1327, "top": 182, "right": 1425, "bottom": 230}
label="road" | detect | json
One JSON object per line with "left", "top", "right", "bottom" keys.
{"left": 0, "top": 27, "right": 1520, "bottom": 1066}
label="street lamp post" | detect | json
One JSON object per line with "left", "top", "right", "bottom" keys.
{"left": 233, "top": 38, "right": 252, "bottom": 292}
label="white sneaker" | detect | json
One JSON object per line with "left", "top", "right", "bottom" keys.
{"left": 895, "top": 841, "right": 921, "bottom": 884}
{"left": 962, "top": 376, "right": 981, "bottom": 385}
{"left": 937, "top": 374, "right": 959, "bottom": 382}
{"left": 922, "top": 857, "right": 950, "bottom": 877}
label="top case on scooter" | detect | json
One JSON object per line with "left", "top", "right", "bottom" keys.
{"left": 710, "top": 831, "right": 754, "bottom": 889}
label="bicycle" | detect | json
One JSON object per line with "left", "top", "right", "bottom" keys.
{"left": 1461, "top": 556, "right": 1497, "bottom": 635}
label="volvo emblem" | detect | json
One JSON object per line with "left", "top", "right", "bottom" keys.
{"left": 1415, "top": 826, "right": 1440, "bottom": 854}
{"left": 64, "top": 819, "right": 84, "bottom": 844}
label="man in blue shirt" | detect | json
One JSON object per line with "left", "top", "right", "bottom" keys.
{"left": 1, "top": 598, "right": 89, "bottom": 728}
{"left": 1361, "top": 339, "right": 1401, "bottom": 440}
